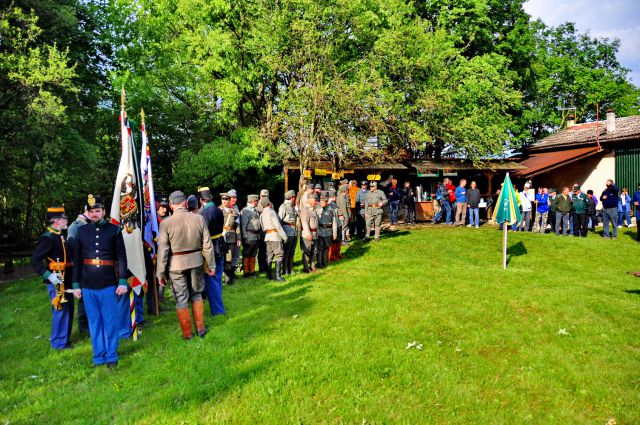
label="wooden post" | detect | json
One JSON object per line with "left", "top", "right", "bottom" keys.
{"left": 284, "top": 165, "right": 289, "bottom": 193}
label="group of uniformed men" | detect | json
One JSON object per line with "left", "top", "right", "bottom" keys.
{"left": 31, "top": 179, "right": 390, "bottom": 367}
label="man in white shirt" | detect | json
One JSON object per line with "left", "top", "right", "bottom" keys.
{"left": 518, "top": 183, "right": 534, "bottom": 231}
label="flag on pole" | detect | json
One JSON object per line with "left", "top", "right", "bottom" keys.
{"left": 110, "top": 87, "right": 147, "bottom": 295}
{"left": 140, "top": 109, "right": 158, "bottom": 259}
{"left": 492, "top": 173, "right": 522, "bottom": 269}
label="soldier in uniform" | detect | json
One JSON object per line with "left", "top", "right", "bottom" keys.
{"left": 220, "top": 190, "right": 241, "bottom": 285}
{"left": 365, "top": 181, "right": 388, "bottom": 242}
{"left": 31, "top": 206, "right": 74, "bottom": 350}
{"left": 355, "top": 181, "right": 368, "bottom": 238}
{"left": 314, "top": 184, "right": 323, "bottom": 197}
{"left": 299, "top": 193, "right": 319, "bottom": 273}
{"left": 71, "top": 195, "right": 128, "bottom": 367}
{"left": 278, "top": 190, "right": 298, "bottom": 275}
{"left": 157, "top": 197, "right": 171, "bottom": 221}
{"left": 67, "top": 201, "right": 91, "bottom": 336}
{"left": 157, "top": 191, "right": 216, "bottom": 340}
{"left": 298, "top": 183, "right": 313, "bottom": 209}
{"left": 255, "top": 189, "right": 271, "bottom": 275}
{"left": 327, "top": 189, "right": 341, "bottom": 261}
{"left": 316, "top": 194, "right": 338, "bottom": 268}
{"left": 240, "top": 194, "right": 261, "bottom": 278}
{"left": 259, "top": 197, "right": 288, "bottom": 281}
{"left": 198, "top": 187, "right": 225, "bottom": 316}
{"left": 337, "top": 184, "right": 351, "bottom": 247}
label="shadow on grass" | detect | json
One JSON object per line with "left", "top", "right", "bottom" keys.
{"left": 623, "top": 289, "right": 640, "bottom": 296}
{"left": 506, "top": 241, "right": 527, "bottom": 265}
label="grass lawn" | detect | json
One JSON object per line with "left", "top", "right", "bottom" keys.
{"left": 1, "top": 226, "right": 639, "bottom": 424}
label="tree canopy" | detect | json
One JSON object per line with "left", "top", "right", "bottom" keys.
{"left": 1, "top": 0, "right": 638, "bottom": 241}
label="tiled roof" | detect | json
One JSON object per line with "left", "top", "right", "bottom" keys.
{"left": 530, "top": 115, "right": 640, "bottom": 151}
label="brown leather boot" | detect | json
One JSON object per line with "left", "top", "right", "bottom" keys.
{"left": 176, "top": 308, "right": 193, "bottom": 340}
{"left": 192, "top": 300, "right": 207, "bottom": 337}
{"left": 250, "top": 257, "right": 257, "bottom": 276}
{"left": 242, "top": 257, "right": 250, "bottom": 278}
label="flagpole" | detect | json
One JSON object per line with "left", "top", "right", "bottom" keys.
{"left": 502, "top": 221, "right": 507, "bottom": 270}
{"left": 142, "top": 108, "right": 160, "bottom": 316}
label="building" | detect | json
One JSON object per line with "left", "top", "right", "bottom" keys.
{"left": 514, "top": 112, "right": 640, "bottom": 194}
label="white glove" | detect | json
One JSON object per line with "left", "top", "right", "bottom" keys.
{"left": 47, "top": 273, "right": 62, "bottom": 285}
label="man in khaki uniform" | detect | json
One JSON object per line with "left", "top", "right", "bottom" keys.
{"left": 365, "top": 181, "right": 388, "bottom": 242}
{"left": 240, "top": 194, "right": 261, "bottom": 278}
{"left": 317, "top": 194, "right": 338, "bottom": 268}
{"left": 157, "top": 191, "right": 216, "bottom": 340}
{"left": 259, "top": 197, "right": 288, "bottom": 281}
{"left": 255, "top": 189, "right": 270, "bottom": 275}
{"left": 220, "top": 190, "right": 241, "bottom": 284}
{"left": 299, "top": 193, "right": 319, "bottom": 273}
{"left": 278, "top": 190, "right": 298, "bottom": 276}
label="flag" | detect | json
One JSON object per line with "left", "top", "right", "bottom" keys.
{"left": 110, "top": 88, "right": 147, "bottom": 296}
{"left": 493, "top": 173, "right": 522, "bottom": 225}
{"left": 140, "top": 110, "right": 158, "bottom": 260}
{"left": 492, "top": 173, "right": 522, "bottom": 270}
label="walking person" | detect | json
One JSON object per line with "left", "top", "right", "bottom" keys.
{"left": 31, "top": 206, "right": 75, "bottom": 350}
{"left": 71, "top": 195, "right": 129, "bottom": 366}
{"left": 278, "top": 190, "right": 298, "bottom": 275}
{"left": 618, "top": 188, "right": 632, "bottom": 228}
{"left": 532, "top": 187, "right": 549, "bottom": 233}
{"left": 553, "top": 187, "right": 573, "bottom": 236}
{"left": 571, "top": 185, "right": 589, "bottom": 237}
{"left": 156, "top": 191, "right": 216, "bottom": 340}
{"left": 466, "top": 181, "right": 480, "bottom": 228}
{"left": 600, "top": 179, "right": 620, "bottom": 239}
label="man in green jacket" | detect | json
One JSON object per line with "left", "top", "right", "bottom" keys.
{"left": 571, "top": 185, "right": 589, "bottom": 237}
{"left": 552, "top": 186, "right": 573, "bottom": 236}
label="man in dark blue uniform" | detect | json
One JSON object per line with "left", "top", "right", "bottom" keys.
{"left": 31, "top": 206, "right": 74, "bottom": 350}
{"left": 72, "top": 195, "right": 128, "bottom": 368}
{"left": 67, "top": 200, "right": 91, "bottom": 336}
{"left": 198, "top": 187, "right": 225, "bottom": 315}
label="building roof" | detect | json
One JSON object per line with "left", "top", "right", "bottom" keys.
{"left": 285, "top": 161, "right": 408, "bottom": 171}
{"left": 411, "top": 160, "right": 525, "bottom": 172}
{"left": 512, "top": 146, "right": 602, "bottom": 178}
{"left": 530, "top": 115, "right": 640, "bottom": 151}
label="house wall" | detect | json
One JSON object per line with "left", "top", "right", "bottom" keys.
{"left": 532, "top": 150, "right": 615, "bottom": 194}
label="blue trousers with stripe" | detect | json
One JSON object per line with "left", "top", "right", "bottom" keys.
{"left": 83, "top": 287, "right": 121, "bottom": 365}
{"left": 204, "top": 256, "right": 225, "bottom": 316}
{"left": 46, "top": 283, "right": 74, "bottom": 349}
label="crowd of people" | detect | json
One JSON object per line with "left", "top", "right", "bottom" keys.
{"left": 29, "top": 176, "right": 639, "bottom": 368}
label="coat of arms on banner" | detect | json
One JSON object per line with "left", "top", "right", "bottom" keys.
{"left": 119, "top": 173, "right": 139, "bottom": 232}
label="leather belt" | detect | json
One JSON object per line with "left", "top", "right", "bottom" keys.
{"left": 223, "top": 226, "right": 235, "bottom": 230}
{"left": 247, "top": 230, "right": 260, "bottom": 234}
{"left": 310, "top": 228, "right": 317, "bottom": 232}
{"left": 320, "top": 224, "right": 333, "bottom": 228}
{"left": 83, "top": 259, "right": 114, "bottom": 266}
{"left": 211, "top": 233, "right": 223, "bottom": 240}
{"left": 171, "top": 249, "right": 199, "bottom": 256}
{"left": 49, "top": 261, "right": 73, "bottom": 270}
{"left": 284, "top": 222, "right": 296, "bottom": 226}
{"left": 264, "top": 229, "right": 278, "bottom": 234}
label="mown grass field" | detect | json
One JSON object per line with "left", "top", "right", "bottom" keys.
{"left": 1, "top": 226, "right": 639, "bottom": 424}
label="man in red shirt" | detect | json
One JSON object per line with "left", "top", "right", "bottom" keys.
{"left": 444, "top": 178, "right": 457, "bottom": 225}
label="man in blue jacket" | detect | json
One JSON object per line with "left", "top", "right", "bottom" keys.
{"left": 600, "top": 179, "right": 620, "bottom": 239}
{"left": 454, "top": 179, "right": 467, "bottom": 226}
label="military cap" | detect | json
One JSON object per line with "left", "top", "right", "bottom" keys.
{"left": 169, "top": 190, "right": 187, "bottom": 204}
{"left": 549, "top": 188, "right": 557, "bottom": 193}
{"left": 284, "top": 190, "right": 295, "bottom": 199}
{"left": 320, "top": 195, "right": 329, "bottom": 202}
{"left": 248, "top": 194, "right": 259, "bottom": 202}
{"left": 320, "top": 190, "right": 329, "bottom": 198}
{"left": 86, "top": 194, "right": 105, "bottom": 210}
{"left": 260, "top": 196, "right": 270, "bottom": 207}
{"left": 260, "top": 189, "right": 269, "bottom": 197}
{"left": 341, "top": 179, "right": 349, "bottom": 185}
{"left": 370, "top": 181, "right": 378, "bottom": 188}
{"left": 308, "top": 193, "right": 319, "bottom": 201}
{"left": 46, "top": 206, "right": 67, "bottom": 221}
{"left": 360, "top": 180, "right": 368, "bottom": 186}
{"left": 339, "top": 184, "right": 348, "bottom": 192}
{"left": 573, "top": 184, "right": 581, "bottom": 190}
{"left": 227, "top": 189, "right": 238, "bottom": 198}
{"left": 198, "top": 186, "right": 213, "bottom": 201}
{"left": 187, "top": 195, "right": 198, "bottom": 211}
{"left": 159, "top": 197, "right": 170, "bottom": 207}
{"left": 314, "top": 184, "right": 322, "bottom": 190}
{"left": 328, "top": 189, "right": 337, "bottom": 197}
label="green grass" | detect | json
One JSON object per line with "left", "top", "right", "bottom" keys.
{"left": 1, "top": 226, "right": 639, "bottom": 424}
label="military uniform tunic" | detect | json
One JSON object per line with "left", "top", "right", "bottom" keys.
{"left": 278, "top": 199, "right": 298, "bottom": 274}
{"left": 365, "top": 189, "right": 388, "bottom": 230}
{"left": 240, "top": 205, "right": 261, "bottom": 257}
{"left": 298, "top": 205, "right": 318, "bottom": 271}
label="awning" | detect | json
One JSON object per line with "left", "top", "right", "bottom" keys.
{"left": 513, "top": 147, "right": 602, "bottom": 178}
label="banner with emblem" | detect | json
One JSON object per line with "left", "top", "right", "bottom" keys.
{"left": 110, "top": 88, "right": 147, "bottom": 295}
{"left": 140, "top": 109, "right": 158, "bottom": 260}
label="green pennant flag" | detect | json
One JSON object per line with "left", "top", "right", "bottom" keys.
{"left": 493, "top": 173, "right": 522, "bottom": 225}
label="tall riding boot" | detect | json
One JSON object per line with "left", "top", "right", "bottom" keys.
{"left": 250, "top": 257, "right": 257, "bottom": 277}
{"left": 176, "top": 308, "right": 193, "bottom": 340}
{"left": 274, "top": 261, "right": 286, "bottom": 282}
{"left": 191, "top": 300, "right": 207, "bottom": 337}
{"left": 328, "top": 243, "right": 335, "bottom": 261}
{"left": 266, "top": 261, "right": 274, "bottom": 280}
{"left": 374, "top": 226, "right": 381, "bottom": 242}
{"left": 302, "top": 253, "right": 309, "bottom": 273}
{"left": 336, "top": 242, "right": 343, "bottom": 259}
{"left": 242, "top": 257, "right": 250, "bottom": 278}
{"left": 365, "top": 227, "right": 371, "bottom": 241}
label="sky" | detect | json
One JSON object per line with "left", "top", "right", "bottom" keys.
{"left": 523, "top": 0, "right": 640, "bottom": 85}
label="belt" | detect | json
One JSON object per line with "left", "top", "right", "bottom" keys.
{"left": 223, "top": 226, "right": 235, "bottom": 230}
{"left": 83, "top": 259, "right": 114, "bottom": 266}
{"left": 264, "top": 229, "right": 278, "bottom": 234}
{"left": 211, "top": 233, "right": 223, "bottom": 240}
{"left": 49, "top": 261, "right": 73, "bottom": 270}
{"left": 171, "top": 249, "right": 199, "bottom": 256}
{"left": 247, "top": 230, "right": 260, "bottom": 234}
{"left": 320, "top": 224, "right": 333, "bottom": 228}
{"left": 310, "top": 228, "right": 317, "bottom": 232}
{"left": 284, "top": 222, "right": 296, "bottom": 226}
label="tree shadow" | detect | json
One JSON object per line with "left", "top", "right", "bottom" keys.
{"left": 506, "top": 241, "right": 527, "bottom": 265}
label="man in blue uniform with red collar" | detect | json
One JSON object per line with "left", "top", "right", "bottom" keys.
{"left": 31, "top": 206, "right": 75, "bottom": 350}
{"left": 72, "top": 195, "right": 128, "bottom": 368}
